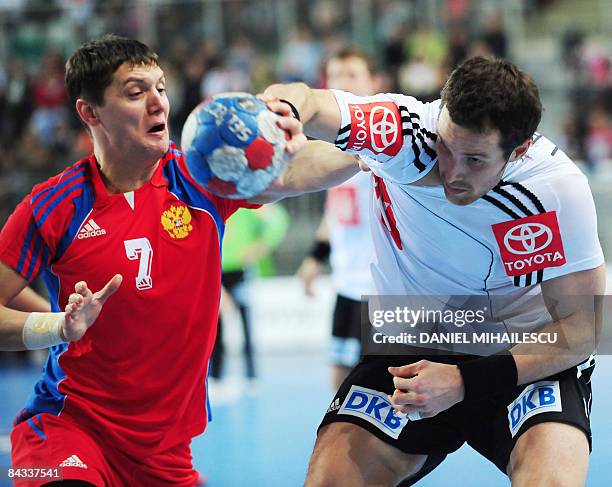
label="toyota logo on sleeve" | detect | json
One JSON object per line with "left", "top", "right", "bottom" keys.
{"left": 503, "top": 223, "right": 553, "bottom": 255}
{"left": 370, "top": 106, "right": 399, "bottom": 152}
{"left": 347, "top": 101, "right": 403, "bottom": 157}
{"left": 492, "top": 212, "right": 566, "bottom": 277}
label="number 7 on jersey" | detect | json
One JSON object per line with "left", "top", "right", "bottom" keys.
{"left": 124, "top": 237, "right": 154, "bottom": 290}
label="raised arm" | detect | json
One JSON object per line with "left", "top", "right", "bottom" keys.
{"left": 249, "top": 140, "right": 360, "bottom": 204}
{"left": 263, "top": 84, "right": 440, "bottom": 186}
{"left": 263, "top": 83, "right": 342, "bottom": 142}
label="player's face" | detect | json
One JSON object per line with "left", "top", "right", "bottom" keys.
{"left": 95, "top": 63, "right": 169, "bottom": 162}
{"left": 326, "top": 56, "right": 375, "bottom": 96}
{"left": 436, "top": 106, "right": 508, "bottom": 205}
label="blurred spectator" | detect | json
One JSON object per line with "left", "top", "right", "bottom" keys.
{"left": 200, "top": 57, "right": 252, "bottom": 99}
{"left": 481, "top": 10, "right": 507, "bottom": 59}
{"left": 1, "top": 58, "right": 33, "bottom": 149}
{"left": 445, "top": 0, "right": 472, "bottom": 24}
{"left": 561, "top": 34, "right": 612, "bottom": 168}
{"left": 404, "top": 25, "right": 448, "bottom": 68}
{"left": 374, "top": 0, "right": 413, "bottom": 46}
{"left": 586, "top": 106, "right": 612, "bottom": 166}
{"left": 172, "top": 56, "right": 206, "bottom": 136}
{"left": 227, "top": 34, "right": 257, "bottom": 77}
{"left": 277, "top": 26, "right": 323, "bottom": 85}
{"left": 30, "top": 50, "right": 67, "bottom": 147}
{"left": 311, "top": 0, "right": 343, "bottom": 37}
{"left": 398, "top": 54, "right": 442, "bottom": 101}
{"left": 561, "top": 29, "right": 586, "bottom": 75}
{"left": 382, "top": 24, "right": 408, "bottom": 90}
{"left": 586, "top": 51, "right": 611, "bottom": 88}
{"left": 446, "top": 23, "right": 470, "bottom": 70}
{"left": 398, "top": 25, "right": 448, "bottom": 101}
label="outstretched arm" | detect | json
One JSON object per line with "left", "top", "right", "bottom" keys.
{"left": 262, "top": 84, "right": 440, "bottom": 186}
{"left": 263, "top": 84, "right": 342, "bottom": 142}
{"left": 249, "top": 140, "right": 360, "bottom": 204}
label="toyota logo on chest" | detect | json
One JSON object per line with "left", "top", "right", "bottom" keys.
{"left": 503, "top": 222, "right": 553, "bottom": 255}
{"left": 492, "top": 211, "right": 566, "bottom": 277}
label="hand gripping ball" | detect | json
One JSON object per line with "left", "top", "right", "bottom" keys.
{"left": 180, "top": 92, "right": 290, "bottom": 199}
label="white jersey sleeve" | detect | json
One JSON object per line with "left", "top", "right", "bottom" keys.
{"left": 330, "top": 90, "right": 440, "bottom": 185}
{"left": 491, "top": 137, "right": 604, "bottom": 285}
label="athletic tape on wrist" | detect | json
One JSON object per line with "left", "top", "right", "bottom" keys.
{"left": 457, "top": 353, "right": 518, "bottom": 401}
{"left": 407, "top": 411, "right": 422, "bottom": 421}
{"left": 22, "top": 312, "right": 67, "bottom": 350}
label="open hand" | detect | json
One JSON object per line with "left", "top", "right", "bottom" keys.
{"left": 62, "top": 274, "right": 123, "bottom": 341}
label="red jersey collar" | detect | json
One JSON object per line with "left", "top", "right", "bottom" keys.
{"left": 87, "top": 152, "right": 169, "bottom": 208}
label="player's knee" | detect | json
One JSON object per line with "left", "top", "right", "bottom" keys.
{"left": 509, "top": 451, "right": 585, "bottom": 487}
{"left": 306, "top": 423, "right": 426, "bottom": 487}
{"left": 510, "top": 467, "right": 579, "bottom": 487}
{"left": 508, "top": 424, "right": 588, "bottom": 487}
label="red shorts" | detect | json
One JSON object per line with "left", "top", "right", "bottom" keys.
{"left": 10, "top": 414, "right": 199, "bottom": 486}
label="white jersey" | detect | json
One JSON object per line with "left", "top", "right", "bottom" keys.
{"left": 326, "top": 171, "right": 375, "bottom": 300}
{"left": 330, "top": 89, "right": 604, "bottom": 329}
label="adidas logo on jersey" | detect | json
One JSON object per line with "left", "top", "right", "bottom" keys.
{"left": 59, "top": 454, "right": 88, "bottom": 468}
{"left": 78, "top": 219, "right": 107, "bottom": 239}
{"left": 326, "top": 398, "right": 341, "bottom": 413}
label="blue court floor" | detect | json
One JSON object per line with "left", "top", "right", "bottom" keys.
{"left": 1, "top": 351, "right": 611, "bottom": 486}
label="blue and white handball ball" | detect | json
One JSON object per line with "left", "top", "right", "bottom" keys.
{"left": 180, "top": 92, "right": 290, "bottom": 199}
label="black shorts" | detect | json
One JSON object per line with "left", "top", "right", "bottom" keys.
{"left": 330, "top": 295, "right": 364, "bottom": 367}
{"left": 319, "top": 354, "right": 594, "bottom": 474}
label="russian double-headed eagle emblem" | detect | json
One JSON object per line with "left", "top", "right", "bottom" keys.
{"left": 161, "top": 204, "right": 193, "bottom": 239}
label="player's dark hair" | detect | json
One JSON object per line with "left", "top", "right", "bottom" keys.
{"left": 441, "top": 56, "right": 542, "bottom": 159}
{"left": 327, "top": 46, "right": 376, "bottom": 74}
{"left": 65, "top": 34, "right": 159, "bottom": 107}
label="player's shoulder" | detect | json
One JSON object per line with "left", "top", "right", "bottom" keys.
{"left": 498, "top": 134, "right": 591, "bottom": 214}
{"left": 160, "top": 140, "right": 212, "bottom": 198}
{"left": 160, "top": 141, "right": 252, "bottom": 222}
{"left": 385, "top": 94, "right": 441, "bottom": 128}
{"left": 332, "top": 89, "right": 441, "bottom": 132}
{"left": 28, "top": 156, "right": 93, "bottom": 226}
{"left": 31, "top": 158, "right": 90, "bottom": 197}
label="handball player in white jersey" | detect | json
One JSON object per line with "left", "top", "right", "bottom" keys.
{"left": 263, "top": 56, "right": 605, "bottom": 486}
{"left": 297, "top": 47, "right": 377, "bottom": 389}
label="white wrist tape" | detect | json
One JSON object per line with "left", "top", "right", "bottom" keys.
{"left": 22, "top": 312, "right": 67, "bottom": 350}
{"left": 407, "top": 411, "right": 422, "bottom": 421}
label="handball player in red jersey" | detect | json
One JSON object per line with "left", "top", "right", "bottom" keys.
{"left": 0, "top": 34, "right": 358, "bottom": 486}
